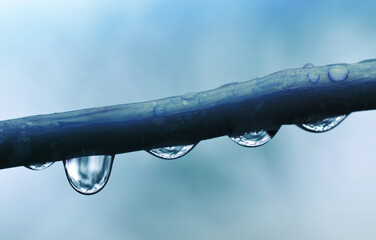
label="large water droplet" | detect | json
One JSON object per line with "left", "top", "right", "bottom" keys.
{"left": 298, "top": 115, "right": 347, "bottom": 133}
{"left": 328, "top": 65, "right": 349, "bottom": 82}
{"left": 230, "top": 130, "right": 278, "bottom": 147}
{"left": 307, "top": 71, "right": 320, "bottom": 83}
{"left": 64, "top": 155, "right": 114, "bottom": 195}
{"left": 26, "top": 162, "right": 54, "bottom": 171}
{"left": 148, "top": 144, "right": 196, "bottom": 159}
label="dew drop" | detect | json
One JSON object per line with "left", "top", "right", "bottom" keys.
{"left": 231, "top": 89, "right": 239, "bottom": 96}
{"left": 219, "top": 82, "right": 239, "bottom": 88}
{"left": 298, "top": 115, "right": 347, "bottom": 133}
{"left": 307, "top": 71, "right": 320, "bottom": 83}
{"left": 181, "top": 92, "right": 198, "bottom": 100}
{"left": 303, "top": 63, "right": 315, "bottom": 69}
{"left": 148, "top": 144, "right": 196, "bottom": 159}
{"left": 328, "top": 65, "right": 349, "bottom": 82}
{"left": 230, "top": 129, "right": 278, "bottom": 147}
{"left": 153, "top": 105, "right": 166, "bottom": 118}
{"left": 26, "top": 162, "right": 54, "bottom": 171}
{"left": 64, "top": 155, "right": 114, "bottom": 195}
{"left": 359, "top": 58, "right": 376, "bottom": 64}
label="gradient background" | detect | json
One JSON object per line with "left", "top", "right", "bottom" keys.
{"left": 1, "top": 0, "right": 376, "bottom": 239}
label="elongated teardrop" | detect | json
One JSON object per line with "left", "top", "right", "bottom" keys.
{"left": 64, "top": 155, "right": 114, "bottom": 195}
{"left": 230, "top": 130, "right": 278, "bottom": 147}
{"left": 26, "top": 162, "right": 54, "bottom": 171}
{"left": 298, "top": 115, "right": 347, "bottom": 133}
{"left": 147, "top": 144, "right": 196, "bottom": 159}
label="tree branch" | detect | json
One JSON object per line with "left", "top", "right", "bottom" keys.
{"left": 1, "top": 59, "right": 376, "bottom": 169}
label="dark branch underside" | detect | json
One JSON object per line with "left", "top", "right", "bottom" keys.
{"left": 1, "top": 59, "right": 376, "bottom": 169}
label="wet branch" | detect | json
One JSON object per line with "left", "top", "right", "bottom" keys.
{"left": 1, "top": 59, "right": 376, "bottom": 169}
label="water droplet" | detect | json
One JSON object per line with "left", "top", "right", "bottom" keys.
{"left": 231, "top": 89, "right": 239, "bottom": 96}
{"left": 298, "top": 115, "right": 347, "bottom": 132}
{"left": 181, "top": 92, "right": 198, "bottom": 100}
{"left": 26, "top": 162, "right": 54, "bottom": 171}
{"left": 328, "top": 65, "right": 349, "bottom": 82}
{"left": 307, "top": 71, "right": 320, "bottom": 83}
{"left": 148, "top": 144, "right": 196, "bottom": 159}
{"left": 219, "top": 82, "right": 239, "bottom": 88}
{"left": 153, "top": 105, "right": 166, "bottom": 118}
{"left": 303, "top": 63, "right": 315, "bottom": 69}
{"left": 230, "top": 130, "right": 278, "bottom": 147}
{"left": 64, "top": 155, "right": 114, "bottom": 195}
{"left": 359, "top": 58, "right": 376, "bottom": 64}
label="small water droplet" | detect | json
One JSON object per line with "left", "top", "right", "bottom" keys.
{"left": 328, "top": 65, "right": 349, "bottom": 82}
{"left": 230, "top": 129, "right": 278, "bottom": 147}
{"left": 307, "top": 71, "right": 320, "bottom": 83}
{"left": 148, "top": 144, "right": 196, "bottom": 159}
{"left": 231, "top": 89, "right": 239, "bottom": 96}
{"left": 298, "top": 115, "right": 347, "bottom": 132}
{"left": 26, "top": 162, "right": 54, "bottom": 171}
{"left": 64, "top": 155, "right": 114, "bottom": 195}
{"left": 303, "top": 63, "right": 315, "bottom": 69}
{"left": 359, "top": 59, "right": 376, "bottom": 64}
{"left": 219, "top": 82, "right": 239, "bottom": 88}
{"left": 181, "top": 92, "right": 198, "bottom": 100}
{"left": 153, "top": 105, "right": 166, "bottom": 118}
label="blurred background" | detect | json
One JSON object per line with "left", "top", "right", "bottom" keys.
{"left": 1, "top": 0, "right": 376, "bottom": 239}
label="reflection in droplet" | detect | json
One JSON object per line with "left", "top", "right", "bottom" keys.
{"left": 328, "top": 65, "right": 349, "bottom": 82}
{"left": 148, "top": 144, "right": 196, "bottom": 159}
{"left": 298, "top": 115, "right": 347, "bottom": 133}
{"left": 230, "top": 129, "right": 278, "bottom": 147}
{"left": 307, "top": 71, "right": 320, "bottom": 83}
{"left": 26, "top": 162, "right": 54, "bottom": 171}
{"left": 64, "top": 155, "right": 114, "bottom": 195}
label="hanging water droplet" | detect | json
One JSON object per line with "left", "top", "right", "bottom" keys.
{"left": 307, "top": 71, "right": 320, "bottom": 83}
{"left": 230, "top": 129, "right": 278, "bottom": 147}
{"left": 64, "top": 155, "right": 114, "bottom": 195}
{"left": 303, "top": 63, "right": 315, "bottom": 69}
{"left": 328, "top": 65, "right": 349, "bottom": 82}
{"left": 148, "top": 144, "right": 196, "bottom": 159}
{"left": 26, "top": 162, "right": 54, "bottom": 171}
{"left": 298, "top": 115, "right": 347, "bottom": 133}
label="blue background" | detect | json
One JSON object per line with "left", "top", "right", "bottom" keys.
{"left": 1, "top": 0, "right": 376, "bottom": 239}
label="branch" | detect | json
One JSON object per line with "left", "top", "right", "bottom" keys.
{"left": 1, "top": 59, "right": 376, "bottom": 169}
